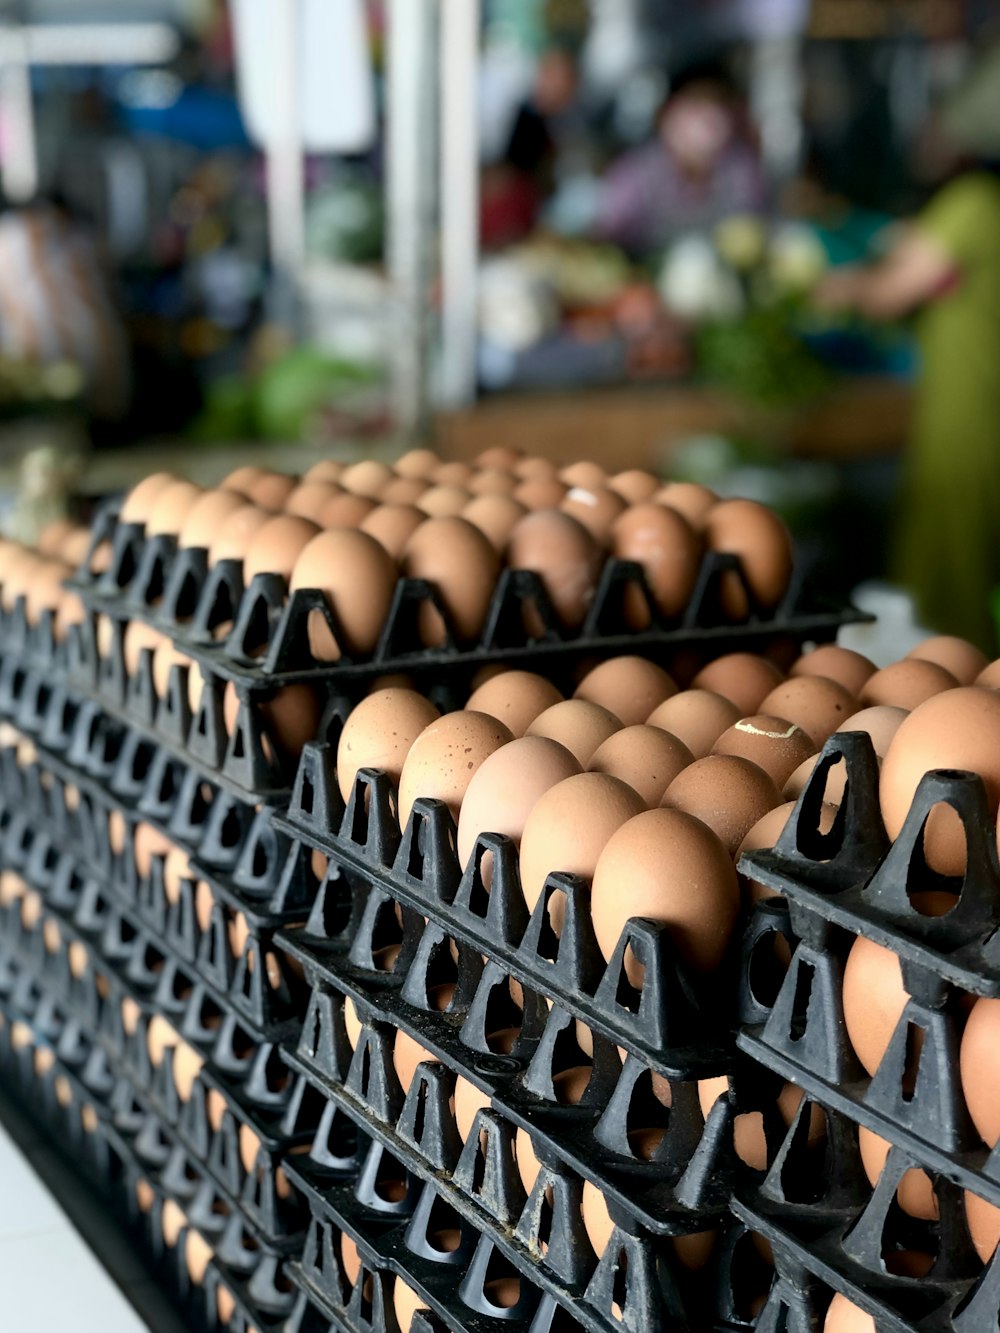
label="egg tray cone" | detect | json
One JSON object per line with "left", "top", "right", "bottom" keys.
{"left": 734, "top": 731, "right": 1000, "bottom": 1213}
{"left": 731, "top": 1093, "right": 1000, "bottom": 1333}
{"left": 68, "top": 506, "right": 866, "bottom": 691}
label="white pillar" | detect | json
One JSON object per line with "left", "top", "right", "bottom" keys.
{"left": 265, "top": 0, "right": 305, "bottom": 304}
{"left": 0, "top": 27, "right": 37, "bottom": 204}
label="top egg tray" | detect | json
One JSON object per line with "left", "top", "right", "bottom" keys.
{"left": 69, "top": 507, "right": 865, "bottom": 691}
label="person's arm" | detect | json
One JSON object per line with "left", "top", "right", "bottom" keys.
{"left": 815, "top": 227, "right": 958, "bottom": 321}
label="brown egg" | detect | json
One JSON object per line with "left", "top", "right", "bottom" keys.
{"left": 59, "top": 526, "right": 101, "bottom": 569}
{"left": 512, "top": 477, "right": 568, "bottom": 509}
{"left": 394, "top": 448, "right": 440, "bottom": 479}
{"left": 506, "top": 511, "right": 602, "bottom": 633}
{"left": 737, "top": 800, "right": 839, "bottom": 903}
{"left": 146, "top": 481, "right": 205, "bottom": 537}
{"left": 461, "top": 494, "right": 528, "bottom": 551}
{"left": 172, "top": 1042, "right": 203, "bottom": 1100}
{"left": 456, "top": 736, "right": 582, "bottom": 867}
{"left": 160, "top": 1200, "right": 188, "bottom": 1248}
{"left": 243, "top": 469, "right": 298, "bottom": 509}
{"left": 713, "top": 715, "right": 816, "bottom": 787}
{"left": 609, "top": 469, "right": 660, "bottom": 504}
{"left": 526, "top": 700, "right": 621, "bottom": 766}
{"left": 692, "top": 654, "right": 784, "bottom": 716}
{"left": 880, "top": 688, "right": 1000, "bottom": 874}
{"left": 341, "top": 1233, "right": 362, "bottom": 1285}
{"left": 290, "top": 529, "right": 397, "bottom": 660}
{"left": 860, "top": 660, "right": 958, "bottom": 710}
{"left": 242, "top": 515, "right": 321, "bottom": 584}
{"left": 163, "top": 846, "right": 192, "bottom": 905}
{"left": 647, "top": 689, "right": 741, "bottom": 758}
{"left": 611, "top": 503, "right": 703, "bottom": 627}
{"left": 152, "top": 639, "right": 202, "bottom": 712}
{"left": 318, "top": 491, "right": 376, "bottom": 527}
{"left": 454, "top": 1076, "right": 490, "bottom": 1140}
{"left": 178, "top": 489, "right": 249, "bottom": 549}
{"left": 185, "top": 1229, "right": 213, "bottom": 1284}
{"left": 394, "top": 1279, "right": 425, "bottom": 1333}
{"left": 783, "top": 753, "right": 848, "bottom": 804}
{"left": 475, "top": 446, "right": 521, "bottom": 470}
{"left": 302, "top": 459, "right": 346, "bottom": 485}
{"left": 842, "top": 935, "right": 911, "bottom": 1075}
{"left": 965, "top": 1188, "right": 1000, "bottom": 1263}
{"left": 575, "top": 657, "right": 677, "bottom": 725}
{"left": 835, "top": 704, "right": 909, "bottom": 753}
{"left": 663, "top": 756, "right": 780, "bottom": 856}
{"left": 340, "top": 459, "right": 395, "bottom": 499}
{"left": 908, "top": 636, "right": 988, "bottom": 685}
{"left": 468, "top": 468, "right": 518, "bottom": 496}
{"left": 670, "top": 1231, "right": 718, "bottom": 1272}
{"left": 417, "top": 484, "right": 471, "bottom": 517}
{"left": 653, "top": 482, "right": 718, "bottom": 529}
{"left": 36, "top": 519, "right": 75, "bottom": 556}
{"left": 401, "top": 517, "right": 500, "bottom": 647}
{"left": 134, "top": 822, "right": 172, "bottom": 878}
{"left": 432, "top": 460, "right": 474, "bottom": 487}
{"left": 123, "top": 620, "right": 166, "bottom": 677}
{"left": 465, "top": 671, "right": 563, "bottom": 737}
{"left": 976, "top": 659, "right": 1000, "bottom": 689}
{"left": 206, "top": 504, "right": 272, "bottom": 565}
{"left": 589, "top": 725, "right": 693, "bottom": 806}
{"left": 759, "top": 676, "right": 857, "bottom": 748}
{"left": 699, "top": 1079, "right": 824, "bottom": 1171}
{"left": 343, "top": 998, "right": 363, "bottom": 1049}
{"left": 704, "top": 499, "right": 793, "bottom": 617}
{"left": 393, "top": 1030, "right": 440, "bottom": 1094}
{"left": 560, "top": 486, "right": 627, "bottom": 544}
{"left": 378, "top": 476, "right": 425, "bottom": 506}
{"left": 790, "top": 645, "right": 876, "bottom": 696}
{"left": 336, "top": 689, "right": 441, "bottom": 802}
{"left": 119, "top": 472, "right": 180, "bottom": 525}
{"left": 256, "top": 684, "right": 324, "bottom": 764}
{"left": 960, "top": 998, "right": 1000, "bottom": 1147}
{"left": 591, "top": 808, "right": 739, "bottom": 975}
{"left": 359, "top": 504, "right": 424, "bottom": 559}
{"left": 581, "top": 1179, "right": 614, "bottom": 1259}
{"left": 397, "top": 711, "right": 513, "bottom": 828}
{"left": 514, "top": 1127, "right": 542, "bottom": 1196}
{"left": 824, "top": 1293, "right": 876, "bottom": 1333}
{"left": 513, "top": 456, "right": 558, "bottom": 480}
{"left": 559, "top": 461, "right": 607, "bottom": 489}
{"left": 283, "top": 481, "right": 344, "bottom": 523}
{"left": 858, "top": 1126, "right": 937, "bottom": 1219}
{"left": 519, "top": 773, "right": 646, "bottom": 925}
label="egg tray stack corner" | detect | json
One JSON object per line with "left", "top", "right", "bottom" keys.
{"left": 732, "top": 730, "right": 1000, "bottom": 1331}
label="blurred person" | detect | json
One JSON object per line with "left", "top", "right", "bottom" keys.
{"left": 816, "top": 54, "right": 1000, "bottom": 653}
{"left": 596, "top": 60, "right": 765, "bottom": 258}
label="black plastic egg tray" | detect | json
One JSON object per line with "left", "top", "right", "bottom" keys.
{"left": 736, "top": 731, "right": 1000, "bottom": 1213}
{"left": 70, "top": 505, "right": 865, "bottom": 691}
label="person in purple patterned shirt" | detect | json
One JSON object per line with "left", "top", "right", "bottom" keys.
{"left": 597, "top": 61, "right": 766, "bottom": 258}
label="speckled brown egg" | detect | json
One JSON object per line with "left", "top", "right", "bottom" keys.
{"left": 790, "top": 644, "right": 876, "bottom": 696}
{"left": 611, "top": 503, "right": 703, "bottom": 628}
{"left": 653, "top": 482, "right": 718, "bottom": 529}
{"left": 591, "top": 807, "right": 739, "bottom": 974}
{"left": 290, "top": 528, "right": 397, "bottom": 660}
{"left": 692, "top": 654, "right": 784, "bottom": 717}
{"left": 397, "top": 711, "right": 513, "bottom": 829}
{"left": 860, "top": 659, "right": 958, "bottom": 710}
{"left": 340, "top": 459, "right": 395, "bottom": 499}
{"left": 206, "top": 504, "right": 272, "bottom": 566}
{"left": 119, "top": 472, "right": 181, "bottom": 525}
{"left": 465, "top": 670, "right": 563, "bottom": 737}
{"left": 456, "top": 736, "right": 581, "bottom": 867}
{"left": 704, "top": 498, "right": 793, "bottom": 617}
{"left": 526, "top": 699, "right": 621, "bottom": 766}
{"left": 588, "top": 725, "right": 692, "bottom": 806}
{"left": 359, "top": 504, "right": 425, "bottom": 559}
{"left": 506, "top": 510, "right": 602, "bottom": 633}
{"left": 518, "top": 773, "right": 646, "bottom": 925}
{"left": 336, "top": 688, "right": 441, "bottom": 802}
{"left": 663, "top": 755, "right": 780, "bottom": 855}
{"left": 608, "top": 469, "right": 660, "bottom": 504}
{"left": 462, "top": 494, "right": 528, "bottom": 551}
{"left": 759, "top": 676, "right": 857, "bottom": 748}
{"left": 713, "top": 715, "right": 815, "bottom": 786}
{"left": 242, "top": 515, "right": 321, "bottom": 583}
{"left": 401, "top": 516, "right": 500, "bottom": 647}
{"left": 647, "top": 689, "right": 741, "bottom": 758}
{"left": 178, "top": 489, "right": 249, "bottom": 550}
{"left": 908, "top": 635, "right": 988, "bottom": 685}
{"left": 574, "top": 656, "right": 677, "bottom": 725}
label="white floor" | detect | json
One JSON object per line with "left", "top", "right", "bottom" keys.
{"left": 0, "top": 1119, "right": 149, "bottom": 1331}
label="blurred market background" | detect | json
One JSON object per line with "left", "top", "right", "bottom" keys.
{"left": 0, "top": 0, "right": 997, "bottom": 652}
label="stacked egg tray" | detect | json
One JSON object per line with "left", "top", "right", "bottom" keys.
{"left": 732, "top": 730, "right": 1000, "bottom": 1330}
{"left": 68, "top": 498, "right": 861, "bottom": 695}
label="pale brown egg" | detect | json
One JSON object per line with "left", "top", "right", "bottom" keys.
{"left": 858, "top": 1126, "right": 937, "bottom": 1219}
{"left": 519, "top": 773, "right": 646, "bottom": 926}
{"left": 340, "top": 459, "right": 395, "bottom": 499}
{"left": 699, "top": 1079, "right": 824, "bottom": 1171}
{"left": 454, "top": 1075, "right": 490, "bottom": 1140}
{"left": 589, "top": 725, "right": 692, "bottom": 806}
{"left": 394, "top": 448, "right": 440, "bottom": 480}
{"left": 526, "top": 700, "right": 621, "bottom": 766}
{"left": 163, "top": 846, "right": 192, "bottom": 905}
{"left": 512, "top": 476, "right": 568, "bottom": 509}
{"left": 243, "top": 468, "right": 298, "bottom": 509}
{"left": 417, "top": 484, "right": 472, "bottom": 517}
{"left": 653, "top": 482, "right": 718, "bottom": 529}
{"left": 663, "top": 755, "right": 780, "bottom": 856}
{"left": 976, "top": 659, "right": 1000, "bottom": 689}
{"left": 302, "top": 459, "right": 346, "bottom": 485}
{"left": 759, "top": 676, "right": 857, "bottom": 748}
{"left": 160, "top": 1200, "right": 188, "bottom": 1248}
{"left": 960, "top": 998, "right": 1000, "bottom": 1147}
{"left": 591, "top": 808, "right": 739, "bottom": 976}
{"left": 575, "top": 657, "right": 677, "bottom": 725}
{"left": 343, "top": 998, "right": 362, "bottom": 1049}
{"left": 401, "top": 516, "right": 500, "bottom": 647}
{"left": 184, "top": 1230, "right": 213, "bottom": 1284}
{"left": 206, "top": 504, "right": 272, "bottom": 565}
{"left": 965, "top": 1189, "right": 1000, "bottom": 1263}
{"left": 341, "top": 1233, "right": 362, "bottom": 1285}
{"left": 513, "top": 456, "right": 558, "bottom": 480}
{"left": 880, "top": 687, "right": 1000, "bottom": 875}
{"left": 647, "top": 689, "right": 741, "bottom": 758}
{"left": 172, "top": 1042, "right": 203, "bottom": 1100}
{"left": 432, "top": 460, "right": 474, "bottom": 487}
{"left": 36, "top": 519, "right": 76, "bottom": 556}
{"left": 842, "top": 935, "right": 912, "bottom": 1075}
{"left": 790, "top": 644, "right": 876, "bottom": 696}
{"left": 397, "top": 711, "right": 513, "bottom": 828}
{"left": 243, "top": 515, "right": 321, "bottom": 584}
{"left": 359, "top": 504, "right": 425, "bottom": 559}
{"left": 559, "top": 461, "right": 607, "bottom": 489}
{"left": 860, "top": 660, "right": 958, "bottom": 710}
{"left": 119, "top": 472, "right": 181, "bottom": 525}
{"left": 475, "top": 446, "right": 521, "bottom": 470}
{"left": 783, "top": 752, "right": 848, "bottom": 804}
{"left": 468, "top": 468, "right": 518, "bottom": 496}
{"left": 737, "top": 800, "right": 838, "bottom": 904}
{"left": 61, "top": 526, "right": 104, "bottom": 570}
{"left": 318, "top": 491, "right": 375, "bottom": 527}
{"left": 283, "top": 481, "right": 344, "bottom": 523}
{"left": 456, "top": 736, "right": 581, "bottom": 867}
{"left": 461, "top": 494, "right": 527, "bottom": 551}
{"left": 908, "top": 635, "right": 988, "bottom": 685}
{"left": 824, "top": 1293, "right": 876, "bottom": 1333}
{"left": 134, "top": 822, "right": 172, "bottom": 878}
{"left": 611, "top": 503, "right": 703, "bottom": 627}
{"left": 506, "top": 510, "right": 603, "bottom": 633}
{"left": 380, "top": 476, "right": 427, "bottom": 505}
{"left": 123, "top": 620, "right": 167, "bottom": 677}
{"left": 24, "top": 560, "right": 72, "bottom": 626}
{"left": 393, "top": 1279, "right": 425, "bottom": 1333}
{"left": 152, "top": 639, "right": 202, "bottom": 712}
{"left": 178, "top": 489, "right": 250, "bottom": 550}
{"left": 514, "top": 1128, "right": 542, "bottom": 1197}
{"left": 692, "top": 654, "right": 784, "bottom": 716}
{"left": 290, "top": 528, "right": 397, "bottom": 660}
{"left": 465, "top": 670, "right": 563, "bottom": 737}
{"left": 146, "top": 481, "right": 205, "bottom": 537}
{"left": 581, "top": 1179, "right": 614, "bottom": 1259}
{"left": 835, "top": 704, "right": 909, "bottom": 753}
{"left": 393, "top": 1030, "right": 440, "bottom": 1094}
{"left": 336, "top": 689, "right": 441, "bottom": 801}
{"left": 609, "top": 469, "right": 660, "bottom": 504}
{"left": 560, "top": 486, "right": 626, "bottom": 544}
{"left": 713, "top": 715, "right": 815, "bottom": 787}
{"left": 257, "top": 684, "right": 324, "bottom": 765}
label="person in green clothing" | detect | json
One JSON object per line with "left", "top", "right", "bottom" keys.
{"left": 817, "top": 96, "right": 1000, "bottom": 654}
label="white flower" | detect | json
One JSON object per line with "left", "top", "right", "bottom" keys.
{"left": 658, "top": 234, "right": 743, "bottom": 320}
{"left": 478, "top": 258, "right": 559, "bottom": 352}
